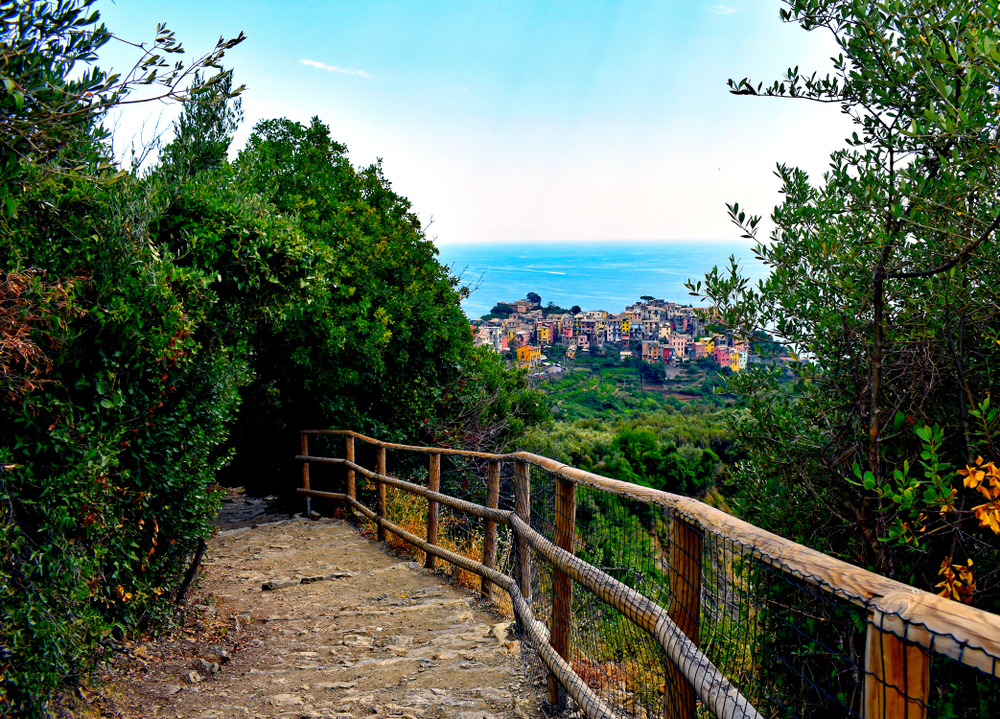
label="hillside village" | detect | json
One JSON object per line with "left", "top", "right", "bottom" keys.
{"left": 470, "top": 295, "right": 793, "bottom": 372}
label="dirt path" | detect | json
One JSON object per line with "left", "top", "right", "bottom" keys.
{"left": 89, "top": 494, "right": 544, "bottom": 719}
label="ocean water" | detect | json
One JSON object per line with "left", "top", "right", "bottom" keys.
{"left": 435, "top": 240, "right": 769, "bottom": 319}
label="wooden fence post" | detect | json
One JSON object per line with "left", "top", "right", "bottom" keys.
{"left": 481, "top": 460, "right": 501, "bottom": 598}
{"left": 345, "top": 435, "right": 356, "bottom": 500}
{"left": 664, "top": 515, "right": 702, "bottom": 719}
{"left": 550, "top": 474, "right": 576, "bottom": 708}
{"left": 863, "top": 620, "right": 930, "bottom": 719}
{"left": 425, "top": 453, "right": 440, "bottom": 569}
{"left": 514, "top": 459, "right": 532, "bottom": 602}
{"left": 300, "top": 433, "right": 311, "bottom": 516}
{"left": 376, "top": 445, "right": 386, "bottom": 542}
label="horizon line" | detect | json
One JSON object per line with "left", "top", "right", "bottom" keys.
{"left": 433, "top": 237, "right": 754, "bottom": 246}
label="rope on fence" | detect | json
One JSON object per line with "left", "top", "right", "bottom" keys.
{"left": 298, "top": 480, "right": 759, "bottom": 719}
{"left": 509, "top": 513, "right": 759, "bottom": 719}
{"left": 295, "top": 430, "right": 1000, "bottom": 719}
{"left": 306, "top": 487, "right": 618, "bottom": 719}
{"left": 295, "top": 455, "right": 510, "bottom": 525}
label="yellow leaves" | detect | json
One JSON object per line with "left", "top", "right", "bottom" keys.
{"left": 975, "top": 502, "right": 1000, "bottom": 533}
{"left": 937, "top": 557, "right": 975, "bottom": 603}
{"left": 957, "top": 455, "right": 989, "bottom": 489}
{"left": 115, "top": 584, "right": 134, "bottom": 602}
{"left": 145, "top": 516, "right": 160, "bottom": 565}
{"left": 958, "top": 457, "right": 1000, "bottom": 533}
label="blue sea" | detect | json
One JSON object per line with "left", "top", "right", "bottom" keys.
{"left": 435, "top": 240, "right": 769, "bottom": 320}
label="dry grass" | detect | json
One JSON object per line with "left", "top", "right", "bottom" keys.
{"left": 360, "top": 485, "right": 513, "bottom": 617}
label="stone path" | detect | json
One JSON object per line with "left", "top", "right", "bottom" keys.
{"left": 102, "top": 508, "right": 544, "bottom": 719}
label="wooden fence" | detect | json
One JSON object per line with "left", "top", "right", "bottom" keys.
{"left": 295, "top": 430, "right": 1000, "bottom": 719}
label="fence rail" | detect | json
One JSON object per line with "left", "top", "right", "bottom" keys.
{"left": 296, "top": 430, "right": 1000, "bottom": 719}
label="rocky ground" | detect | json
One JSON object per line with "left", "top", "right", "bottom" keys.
{"left": 60, "top": 490, "right": 546, "bottom": 719}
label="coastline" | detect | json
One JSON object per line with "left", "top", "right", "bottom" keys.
{"left": 435, "top": 240, "right": 767, "bottom": 319}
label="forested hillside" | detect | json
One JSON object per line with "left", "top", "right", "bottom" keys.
{"left": 521, "top": 355, "right": 737, "bottom": 505}
{"left": 0, "top": 3, "right": 544, "bottom": 714}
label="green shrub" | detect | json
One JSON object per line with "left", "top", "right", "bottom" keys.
{"left": 0, "top": 7, "right": 546, "bottom": 713}
{"left": 0, "top": 161, "right": 307, "bottom": 712}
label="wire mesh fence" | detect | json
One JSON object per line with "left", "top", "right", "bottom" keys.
{"left": 297, "top": 432, "right": 1000, "bottom": 719}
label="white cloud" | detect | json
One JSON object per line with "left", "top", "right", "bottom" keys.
{"left": 300, "top": 59, "right": 370, "bottom": 78}
{"left": 706, "top": 5, "right": 737, "bottom": 15}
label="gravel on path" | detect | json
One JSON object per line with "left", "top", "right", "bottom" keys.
{"left": 83, "top": 495, "right": 546, "bottom": 719}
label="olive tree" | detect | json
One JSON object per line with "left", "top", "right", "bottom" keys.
{"left": 690, "top": 1, "right": 1000, "bottom": 603}
{"left": 0, "top": 0, "right": 245, "bottom": 217}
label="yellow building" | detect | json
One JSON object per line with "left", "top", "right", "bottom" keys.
{"left": 516, "top": 345, "right": 542, "bottom": 369}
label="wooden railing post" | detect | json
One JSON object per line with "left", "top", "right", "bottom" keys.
{"left": 863, "top": 620, "right": 930, "bottom": 719}
{"left": 665, "top": 515, "right": 702, "bottom": 719}
{"left": 514, "top": 459, "right": 531, "bottom": 602}
{"left": 481, "top": 459, "right": 501, "bottom": 598}
{"left": 376, "top": 445, "right": 386, "bottom": 542}
{"left": 300, "top": 433, "right": 311, "bottom": 516}
{"left": 345, "top": 435, "right": 356, "bottom": 500}
{"left": 425, "top": 453, "right": 440, "bottom": 569}
{"left": 550, "top": 474, "right": 576, "bottom": 708}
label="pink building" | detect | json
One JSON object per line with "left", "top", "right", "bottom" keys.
{"left": 668, "top": 334, "right": 690, "bottom": 360}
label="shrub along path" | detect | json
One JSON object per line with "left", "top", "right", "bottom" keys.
{"left": 78, "top": 492, "right": 543, "bottom": 719}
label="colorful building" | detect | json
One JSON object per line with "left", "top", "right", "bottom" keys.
{"left": 641, "top": 341, "right": 663, "bottom": 363}
{"left": 668, "top": 333, "right": 691, "bottom": 360}
{"left": 516, "top": 345, "right": 542, "bottom": 369}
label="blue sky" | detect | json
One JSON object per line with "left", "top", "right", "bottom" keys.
{"left": 95, "top": 1, "right": 854, "bottom": 245}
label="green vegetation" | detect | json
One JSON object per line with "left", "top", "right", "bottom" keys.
{"left": 483, "top": 303, "right": 515, "bottom": 319}
{"left": 524, "top": 353, "right": 737, "bottom": 499}
{"left": 543, "top": 353, "right": 730, "bottom": 421}
{"left": 691, "top": 0, "right": 1000, "bottom": 604}
{"left": 542, "top": 301, "right": 572, "bottom": 315}
{"left": 545, "top": 360, "right": 661, "bottom": 419}
{"left": 0, "top": 3, "right": 545, "bottom": 713}
{"left": 521, "top": 410, "right": 733, "bottom": 497}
